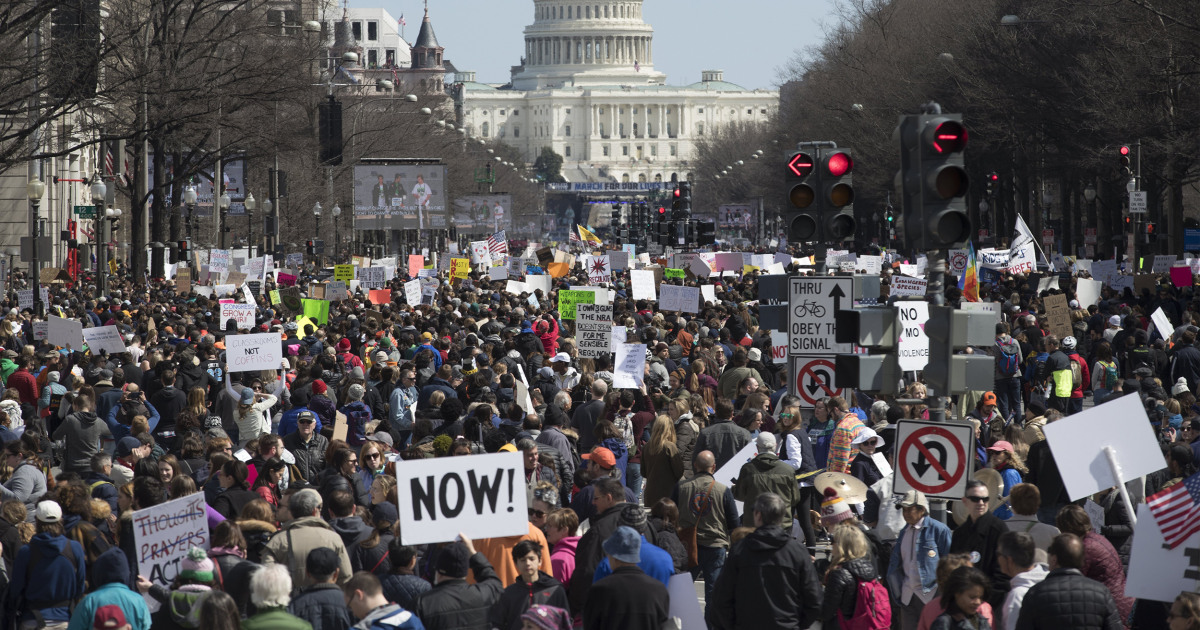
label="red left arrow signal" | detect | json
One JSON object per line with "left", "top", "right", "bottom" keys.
{"left": 787, "top": 152, "right": 815, "bottom": 177}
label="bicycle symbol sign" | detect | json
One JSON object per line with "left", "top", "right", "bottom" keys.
{"left": 788, "top": 276, "right": 853, "bottom": 356}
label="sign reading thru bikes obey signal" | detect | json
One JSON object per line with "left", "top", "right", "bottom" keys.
{"left": 789, "top": 276, "right": 853, "bottom": 356}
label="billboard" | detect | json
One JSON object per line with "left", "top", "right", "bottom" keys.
{"left": 353, "top": 164, "right": 447, "bottom": 230}
{"left": 718, "top": 204, "right": 757, "bottom": 231}
{"left": 452, "top": 195, "right": 512, "bottom": 233}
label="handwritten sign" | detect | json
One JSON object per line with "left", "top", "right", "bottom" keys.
{"left": 659, "top": 285, "right": 699, "bottom": 313}
{"left": 225, "top": 332, "right": 283, "bottom": 372}
{"left": 556, "top": 290, "right": 596, "bottom": 320}
{"left": 451, "top": 258, "right": 470, "bottom": 280}
{"left": 219, "top": 303, "right": 256, "bottom": 331}
{"left": 359, "top": 267, "right": 385, "bottom": 289}
{"left": 302, "top": 299, "right": 330, "bottom": 325}
{"left": 890, "top": 275, "right": 928, "bottom": 298}
{"left": 1044, "top": 294, "right": 1072, "bottom": 340}
{"left": 394, "top": 451, "right": 529, "bottom": 545}
{"left": 630, "top": 269, "right": 657, "bottom": 301}
{"left": 613, "top": 343, "right": 647, "bottom": 389}
{"left": 587, "top": 255, "right": 611, "bottom": 285}
{"left": 576, "top": 304, "right": 613, "bottom": 359}
{"left": 133, "top": 493, "right": 209, "bottom": 587}
{"left": 334, "top": 264, "right": 355, "bottom": 281}
{"left": 82, "top": 325, "right": 126, "bottom": 355}
{"left": 175, "top": 268, "right": 192, "bottom": 295}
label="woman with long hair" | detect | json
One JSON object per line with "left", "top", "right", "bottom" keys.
{"left": 175, "top": 387, "right": 209, "bottom": 436}
{"left": 640, "top": 415, "right": 683, "bottom": 507}
{"left": 235, "top": 499, "right": 278, "bottom": 563}
{"left": 207, "top": 520, "right": 248, "bottom": 591}
{"left": 987, "top": 441, "right": 1028, "bottom": 520}
{"left": 357, "top": 441, "right": 387, "bottom": 499}
{"left": 196, "top": 590, "right": 241, "bottom": 630}
{"left": 210, "top": 460, "right": 257, "bottom": 519}
{"left": 1, "top": 438, "right": 47, "bottom": 514}
{"left": 929, "top": 566, "right": 991, "bottom": 630}
{"left": 669, "top": 397, "right": 698, "bottom": 478}
{"left": 225, "top": 371, "right": 282, "bottom": 448}
{"left": 250, "top": 457, "right": 285, "bottom": 509}
{"left": 351, "top": 503, "right": 398, "bottom": 576}
{"left": 370, "top": 474, "right": 397, "bottom": 506}
{"left": 821, "top": 524, "right": 887, "bottom": 629}
{"left": 1170, "top": 592, "right": 1200, "bottom": 630}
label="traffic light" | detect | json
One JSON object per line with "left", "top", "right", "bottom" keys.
{"left": 671, "top": 184, "right": 681, "bottom": 216}
{"left": 986, "top": 172, "right": 999, "bottom": 196}
{"left": 785, "top": 151, "right": 819, "bottom": 242}
{"left": 897, "top": 113, "right": 971, "bottom": 250}
{"left": 697, "top": 221, "right": 716, "bottom": 245}
{"left": 611, "top": 202, "right": 621, "bottom": 229}
{"left": 177, "top": 240, "right": 190, "bottom": 257}
{"left": 306, "top": 240, "right": 316, "bottom": 255}
{"left": 1145, "top": 222, "right": 1157, "bottom": 243}
{"left": 822, "top": 149, "right": 855, "bottom": 241}
{"left": 675, "top": 181, "right": 691, "bottom": 220}
{"left": 834, "top": 307, "right": 900, "bottom": 394}
{"left": 1119, "top": 145, "right": 1132, "bottom": 176}
{"left": 924, "top": 306, "right": 996, "bottom": 396}
{"left": 318, "top": 96, "right": 344, "bottom": 165}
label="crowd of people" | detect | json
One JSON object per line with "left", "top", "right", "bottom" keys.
{"left": 0, "top": 248, "right": 1196, "bottom": 630}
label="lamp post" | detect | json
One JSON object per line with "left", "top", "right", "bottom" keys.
{"left": 182, "top": 184, "right": 198, "bottom": 254}
{"left": 260, "top": 197, "right": 272, "bottom": 257}
{"left": 27, "top": 177, "right": 45, "bottom": 316}
{"left": 313, "top": 202, "right": 322, "bottom": 265}
{"left": 218, "top": 189, "right": 231, "bottom": 249}
{"left": 244, "top": 192, "right": 256, "bottom": 255}
{"left": 91, "top": 178, "right": 108, "bottom": 295}
{"left": 331, "top": 202, "right": 341, "bottom": 262}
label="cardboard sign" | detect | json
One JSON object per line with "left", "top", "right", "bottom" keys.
{"left": 630, "top": 270, "right": 657, "bottom": 301}
{"left": 890, "top": 275, "right": 927, "bottom": 297}
{"left": 613, "top": 343, "right": 646, "bottom": 389}
{"left": 175, "top": 268, "right": 192, "bottom": 295}
{"left": 334, "top": 264, "right": 355, "bottom": 281}
{"left": 404, "top": 279, "right": 422, "bottom": 305}
{"left": 394, "top": 451, "right": 529, "bottom": 545}
{"left": 219, "top": 303, "right": 256, "bottom": 330}
{"left": 133, "top": 493, "right": 209, "bottom": 587}
{"left": 333, "top": 411, "right": 348, "bottom": 443}
{"left": 209, "top": 249, "right": 231, "bottom": 273}
{"left": 896, "top": 301, "right": 930, "bottom": 371}
{"left": 1043, "top": 394, "right": 1163, "bottom": 500}
{"left": 359, "top": 267, "right": 385, "bottom": 289}
{"left": 1043, "top": 294, "right": 1072, "bottom": 339}
{"left": 659, "top": 285, "right": 699, "bottom": 313}
{"left": 226, "top": 271, "right": 247, "bottom": 287}
{"left": 556, "top": 290, "right": 595, "bottom": 320}
{"left": 576, "top": 304, "right": 613, "bottom": 359}
{"left": 226, "top": 332, "right": 284, "bottom": 372}
{"left": 48, "top": 316, "right": 84, "bottom": 350}
{"left": 82, "top": 325, "right": 126, "bottom": 355}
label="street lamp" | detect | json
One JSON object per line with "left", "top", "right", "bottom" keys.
{"left": 182, "top": 184, "right": 198, "bottom": 249}
{"left": 331, "top": 202, "right": 341, "bottom": 262}
{"left": 218, "top": 189, "right": 231, "bottom": 249}
{"left": 91, "top": 178, "right": 109, "bottom": 294}
{"left": 1083, "top": 185, "right": 1097, "bottom": 202}
{"left": 27, "top": 177, "right": 45, "bottom": 315}
{"left": 260, "top": 197, "right": 272, "bottom": 257}
{"left": 243, "top": 193, "right": 256, "bottom": 256}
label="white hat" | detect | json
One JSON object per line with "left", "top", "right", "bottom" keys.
{"left": 549, "top": 352, "right": 571, "bottom": 363}
{"left": 1173, "top": 378, "right": 1191, "bottom": 396}
{"left": 748, "top": 348, "right": 762, "bottom": 362}
{"left": 851, "top": 427, "right": 885, "bottom": 449}
{"left": 1069, "top": 299, "right": 1080, "bottom": 309}
{"left": 35, "top": 501, "right": 62, "bottom": 523}
{"left": 755, "top": 432, "right": 777, "bottom": 454}
{"left": 1108, "top": 315, "right": 1122, "bottom": 327}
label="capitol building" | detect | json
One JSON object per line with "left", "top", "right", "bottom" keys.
{"left": 451, "top": 0, "right": 779, "bottom": 184}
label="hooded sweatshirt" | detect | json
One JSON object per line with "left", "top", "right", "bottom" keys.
{"left": 9, "top": 533, "right": 87, "bottom": 623}
{"left": 67, "top": 547, "right": 152, "bottom": 630}
{"left": 52, "top": 410, "right": 110, "bottom": 474}
{"left": 549, "top": 536, "right": 579, "bottom": 586}
{"left": 1001, "top": 564, "right": 1050, "bottom": 630}
{"left": 148, "top": 583, "right": 212, "bottom": 630}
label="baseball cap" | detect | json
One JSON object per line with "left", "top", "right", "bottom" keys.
{"left": 92, "top": 605, "right": 128, "bottom": 630}
{"left": 897, "top": 490, "right": 930, "bottom": 511}
{"left": 549, "top": 352, "right": 571, "bottom": 363}
{"left": 987, "top": 440, "right": 1015, "bottom": 454}
{"left": 582, "top": 446, "right": 616, "bottom": 469}
{"left": 35, "top": 500, "right": 63, "bottom": 523}
{"left": 436, "top": 542, "right": 472, "bottom": 578}
{"left": 1109, "top": 315, "right": 1122, "bottom": 327}
{"left": 115, "top": 436, "right": 143, "bottom": 457}
{"left": 981, "top": 392, "right": 997, "bottom": 406}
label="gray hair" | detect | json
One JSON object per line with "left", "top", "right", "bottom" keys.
{"left": 250, "top": 564, "right": 293, "bottom": 608}
{"left": 90, "top": 452, "right": 112, "bottom": 474}
{"left": 591, "top": 380, "right": 608, "bottom": 399}
{"left": 516, "top": 438, "right": 538, "bottom": 453}
{"left": 753, "top": 492, "right": 788, "bottom": 527}
{"left": 870, "top": 400, "right": 890, "bottom": 422}
{"left": 289, "top": 488, "right": 323, "bottom": 517}
{"left": 553, "top": 391, "right": 572, "bottom": 409}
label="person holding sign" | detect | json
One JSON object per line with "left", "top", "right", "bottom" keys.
{"left": 411, "top": 535, "right": 504, "bottom": 630}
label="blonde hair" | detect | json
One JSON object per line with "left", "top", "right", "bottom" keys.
{"left": 644, "top": 414, "right": 678, "bottom": 457}
{"left": 828, "top": 523, "right": 870, "bottom": 572}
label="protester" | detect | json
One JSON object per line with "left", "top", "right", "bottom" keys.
{"left": 412, "top": 535, "right": 503, "bottom": 630}
{"left": 889, "top": 490, "right": 953, "bottom": 630}
{"left": 581, "top": 526, "right": 671, "bottom": 630}
{"left": 997, "top": 532, "right": 1049, "bottom": 630}
{"left": 1013, "top": 534, "right": 1124, "bottom": 630}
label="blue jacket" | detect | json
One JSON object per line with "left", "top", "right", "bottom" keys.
{"left": 279, "top": 405, "right": 320, "bottom": 436}
{"left": 67, "top": 582, "right": 152, "bottom": 630}
{"left": 417, "top": 343, "right": 442, "bottom": 368}
{"left": 104, "top": 401, "right": 160, "bottom": 440}
{"left": 338, "top": 401, "right": 372, "bottom": 447}
{"left": 388, "top": 386, "right": 419, "bottom": 430}
{"left": 887, "top": 516, "right": 952, "bottom": 600}
{"left": 593, "top": 536, "right": 675, "bottom": 587}
{"left": 994, "top": 467, "right": 1023, "bottom": 520}
{"left": 7, "top": 533, "right": 87, "bottom": 623}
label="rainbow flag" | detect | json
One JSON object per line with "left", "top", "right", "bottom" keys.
{"left": 960, "top": 241, "right": 979, "bottom": 302}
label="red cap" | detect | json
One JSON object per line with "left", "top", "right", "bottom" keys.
{"left": 582, "top": 447, "right": 616, "bottom": 469}
{"left": 93, "top": 605, "right": 128, "bottom": 630}
{"left": 987, "top": 440, "right": 1014, "bottom": 454}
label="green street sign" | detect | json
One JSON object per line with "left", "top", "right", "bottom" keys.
{"left": 73, "top": 205, "right": 96, "bottom": 218}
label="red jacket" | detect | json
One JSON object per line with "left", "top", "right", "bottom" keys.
{"left": 538, "top": 318, "right": 560, "bottom": 355}
{"left": 1068, "top": 352, "right": 1091, "bottom": 399}
{"left": 7, "top": 368, "right": 38, "bottom": 405}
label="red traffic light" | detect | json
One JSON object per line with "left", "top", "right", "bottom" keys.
{"left": 1120, "top": 145, "right": 1130, "bottom": 156}
{"left": 931, "top": 121, "right": 968, "bottom": 153}
{"left": 1146, "top": 222, "right": 1156, "bottom": 234}
{"left": 787, "top": 152, "right": 815, "bottom": 177}
{"left": 673, "top": 188, "right": 681, "bottom": 198}
{"left": 658, "top": 207, "right": 666, "bottom": 215}
{"left": 988, "top": 173, "right": 999, "bottom": 182}
{"left": 825, "top": 151, "right": 853, "bottom": 177}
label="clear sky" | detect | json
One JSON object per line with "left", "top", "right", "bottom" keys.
{"left": 349, "top": 0, "right": 841, "bottom": 90}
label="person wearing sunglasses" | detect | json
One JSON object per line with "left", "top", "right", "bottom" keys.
{"left": 950, "top": 479, "right": 1011, "bottom": 612}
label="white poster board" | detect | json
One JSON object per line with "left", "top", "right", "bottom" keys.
{"left": 890, "top": 275, "right": 928, "bottom": 297}
{"left": 1152, "top": 307, "right": 1174, "bottom": 343}
{"left": 393, "top": 451, "right": 528, "bottom": 545}
{"left": 82, "top": 325, "right": 127, "bottom": 355}
{"left": 613, "top": 343, "right": 646, "bottom": 389}
{"left": 219, "top": 303, "right": 256, "bottom": 330}
{"left": 404, "top": 279, "right": 422, "bottom": 305}
{"left": 659, "top": 285, "right": 699, "bottom": 313}
{"left": 630, "top": 270, "right": 657, "bottom": 301}
{"left": 48, "top": 315, "right": 84, "bottom": 349}
{"left": 225, "top": 332, "right": 285, "bottom": 372}
{"left": 1076, "top": 278, "right": 1102, "bottom": 308}
{"left": 1125, "top": 503, "right": 1200, "bottom": 602}
{"left": 576, "top": 304, "right": 613, "bottom": 359}
{"left": 1043, "top": 394, "right": 1162, "bottom": 500}
{"left": 526, "top": 275, "right": 552, "bottom": 296}
{"left": 133, "top": 493, "right": 209, "bottom": 586}
{"left": 359, "top": 267, "right": 386, "bottom": 289}
{"left": 896, "top": 301, "right": 931, "bottom": 371}
{"left": 700, "top": 285, "right": 716, "bottom": 305}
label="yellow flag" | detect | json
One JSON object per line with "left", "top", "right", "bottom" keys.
{"left": 577, "top": 225, "right": 602, "bottom": 244}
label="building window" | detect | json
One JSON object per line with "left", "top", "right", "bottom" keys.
{"left": 386, "top": 50, "right": 395, "bottom": 66}
{"left": 619, "top": 123, "right": 625, "bottom": 137}
{"left": 602, "top": 145, "right": 610, "bottom": 156}
{"left": 666, "top": 108, "right": 672, "bottom": 114}
{"left": 500, "top": 109, "right": 506, "bottom": 115}
{"left": 633, "top": 123, "right": 638, "bottom": 137}
{"left": 669, "top": 144, "right": 677, "bottom": 156}
{"left": 655, "top": 173, "right": 663, "bottom": 182}
{"left": 671, "top": 172, "right": 678, "bottom": 181}
{"left": 514, "top": 109, "right": 519, "bottom": 115}
{"left": 650, "top": 144, "right": 657, "bottom": 156}
{"left": 599, "top": 108, "right": 604, "bottom": 114}
{"left": 696, "top": 123, "right": 704, "bottom": 135}
{"left": 761, "top": 109, "right": 768, "bottom": 114}
{"left": 367, "top": 49, "right": 377, "bottom": 68}
{"left": 633, "top": 108, "right": 638, "bottom": 114}
{"left": 482, "top": 122, "right": 490, "bottom": 137}
{"left": 565, "top": 145, "right": 572, "bottom": 156}
{"left": 514, "top": 126, "right": 520, "bottom": 138}
{"left": 622, "top": 145, "right": 629, "bottom": 156}
{"left": 599, "top": 122, "right": 605, "bottom": 136}
{"left": 351, "top": 21, "right": 362, "bottom": 41}
{"left": 565, "top": 108, "right": 571, "bottom": 114}
{"left": 619, "top": 108, "right": 624, "bottom": 114}
{"left": 747, "top": 108, "right": 753, "bottom": 115}
{"left": 698, "top": 107, "right": 704, "bottom": 114}
{"left": 638, "top": 173, "right": 647, "bottom": 183}
{"left": 565, "top": 125, "right": 572, "bottom": 136}
{"left": 622, "top": 173, "right": 630, "bottom": 182}
{"left": 568, "top": 6, "right": 572, "bottom": 17}
{"left": 367, "top": 21, "right": 377, "bottom": 40}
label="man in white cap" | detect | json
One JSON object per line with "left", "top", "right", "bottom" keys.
{"left": 8, "top": 501, "right": 88, "bottom": 629}
{"left": 548, "top": 352, "right": 579, "bottom": 391}
{"left": 1104, "top": 315, "right": 1122, "bottom": 343}
{"left": 887, "top": 490, "right": 951, "bottom": 630}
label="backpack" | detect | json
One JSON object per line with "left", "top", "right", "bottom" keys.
{"left": 1129, "top": 347, "right": 1155, "bottom": 374}
{"left": 838, "top": 578, "right": 892, "bottom": 630}
{"left": 1032, "top": 354, "right": 1050, "bottom": 386}
{"left": 1070, "top": 359, "right": 1083, "bottom": 390}
{"left": 1100, "top": 360, "right": 1119, "bottom": 389}
{"left": 996, "top": 345, "right": 1020, "bottom": 377}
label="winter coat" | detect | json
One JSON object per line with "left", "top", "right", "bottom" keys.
{"left": 350, "top": 534, "right": 394, "bottom": 576}
{"left": 330, "top": 516, "right": 374, "bottom": 552}
{"left": 1081, "top": 531, "right": 1133, "bottom": 624}
{"left": 1002, "top": 564, "right": 1049, "bottom": 630}
{"left": 211, "top": 487, "right": 259, "bottom": 520}
{"left": 380, "top": 574, "right": 432, "bottom": 612}
{"left": 549, "top": 536, "right": 578, "bottom": 587}
{"left": 235, "top": 394, "right": 278, "bottom": 447}
{"left": 0, "top": 460, "right": 47, "bottom": 515}
{"left": 146, "top": 584, "right": 211, "bottom": 630}
{"left": 582, "top": 565, "right": 670, "bottom": 630}
{"left": 820, "top": 556, "right": 881, "bottom": 627}
{"left": 488, "top": 572, "right": 569, "bottom": 630}
{"left": 52, "top": 410, "right": 110, "bottom": 474}
{"left": 289, "top": 582, "right": 354, "bottom": 630}
{"left": 674, "top": 414, "right": 699, "bottom": 480}
{"left": 208, "top": 547, "right": 247, "bottom": 591}
{"left": 594, "top": 536, "right": 675, "bottom": 587}
{"left": 951, "top": 513, "right": 1010, "bottom": 604}
{"left": 351, "top": 602, "right": 425, "bottom": 630}
{"left": 733, "top": 452, "right": 801, "bottom": 512}
{"left": 641, "top": 442, "right": 684, "bottom": 508}
{"left": 412, "top": 552, "right": 504, "bottom": 630}
{"left": 243, "top": 607, "right": 315, "bottom": 630}
{"left": 1013, "top": 568, "right": 1124, "bottom": 630}
{"left": 283, "top": 431, "right": 329, "bottom": 483}
{"left": 236, "top": 519, "right": 278, "bottom": 564}
{"left": 66, "top": 582, "right": 152, "bottom": 630}
{"left": 695, "top": 419, "right": 752, "bottom": 471}
{"left": 6, "top": 533, "right": 87, "bottom": 624}
{"left": 707, "top": 525, "right": 822, "bottom": 630}
{"left": 567, "top": 502, "right": 658, "bottom": 613}
{"left": 931, "top": 613, "right": 993, "bottom": 630}
{"left": 262, "top": 516, "right": 354, "bottom": 590}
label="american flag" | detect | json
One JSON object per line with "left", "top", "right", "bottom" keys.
{"left": 398, "top": 13, "right": 406, "bottom": 26}
{"left": 569, "top": 227, "right": 581, "bottom": 243}
{"left": 487, "top": 230, "right": 508, "bottom": 258}
{"left": 104, "top": 142, "right": 115, "bottom": 177}
{"left": 1147, "top": 470, "right": 1200, "bottom": 548}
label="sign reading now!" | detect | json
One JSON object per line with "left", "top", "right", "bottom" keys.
{"left": 394, "top": 451, "right": 529, "bottom": 545}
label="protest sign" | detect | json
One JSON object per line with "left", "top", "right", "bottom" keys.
{"left": 556, "top": 290, "right": 595, "bottom": 319}
{"left": 526, "top": 275, "right": 552, "bottom": 296}
{"left": 242, "top": 285, "right": 257, "bottom": 308}
{"left": 213, "top": 284, "right": 237, "bottom": 297}
{"left": 613, "top": 343, "right": 646, "bottom": 389}
{"left": 1152, "top": 255, "right": 1178, "bottom": 273}
{"left": 1043, "top": 394, "right": 1162, "bottom": 501}
{"left": 576, "top": 304, "right": 613, "bottom": 359}
{"left": 667, "top": 574, "right": 707, "bottom": 630}
{"left": 332, "top": 411, "right": 348, "bottom": 443}
{"left": 1151, "top": 307, "right": 1174, "bottom": 343}
{"left": 327, "top": 281, "right": 348, "bottom": 301}
{"left": 1007, "top": 242, "right": 1036, "bottom": 275}
{"left": 612, "top": 326, "right": 627, "bottom": 344}
{"left": 82, "top": 325, "right": 127, "bottom": 355}
{"left": 219, "top": 303, "right": 256, "bottom": 330}
{"left": 659, "top": 285, "right": 699, "bottom": 313}
{"left": 890, "top": 275, "right": 927, "bottom": 297}
{"left": 947, "top": 250, "right": 968, "bottom": 274}
{"left": 1126, "top": 503, "right": 1200, "bottom": 602}
{"left": 1043, "top": 294, "right": 1072, "bottom": 339}
{"left": 488, "top": 266, "right": 508, "bottom": 281}
{"left": 302, "top": 299, "right": 330, "bottom": 325}
{"left": 505, "top": 280, "right": 529, "bottom": 295}
{"left": 133, "top": 492, "right": 209, "bottom": 587}
{"left": 276, "top": 272, "right": 297, "bottom": 287}
{"left": 978, "top": 248, "right": 1009, "bottom": 270}
{"left": 469, "top": 241, "right": 492, "bottom": 265}
{"left": 607, "top": 250, "right": 626, "bottom": 271}
{"left": 334, "top": 264, "right": 355, "bottom": 281}
{"left": 896, "top": 301, "right": 930, "bottom": 371}
{"left": 394, "top": 451, "right": 529, "bottom": 545}
{"left": 630, "top": 270, "right": 657, "bottom": 301}
{"left": 32, "top": 322, "right": 47, "bottom": 341}
{"left": 48, "top": 315, "right": 84, "bottom": 349}
{"left": 1171, "top": 266, "right": 1193, "bottom": 288}
{"left": 664, "top": 268, "right": 685, "bottom": 280}
{"left": 175, "top": 268, "right": 192, "bottom": 295}
{"left": 898, "top": 263, "right": 918, "bottom": 277}
{"left": 285, "top": 253, "right": 304, "bottom": 269}
{"left": 1135, "top": 274, "right": 1158, "bottom": 295}
{"left": 359, "top": 267, "right": 385, "bottom": 289}
{"left": 209, "top": 249, "right": 230, "bottom": 273}
{"left": 689, "top": 256, "right": 711, "bottom": 278}
{"left": 450, "top": 258, "right": 470, "bottom": 280}
{"left": 700, "top": 284, "right": 716, "bottom": 305}
{"left": 1075, "top": 278, "right": 1102, "bottom": 307}
{"left": 225, "top": 332, "right": 284, "bottom": 372}
{"left": 769, "top": 331, "right": 788, "bottom": 364}
{"left": 407, "top": 255, "right": 425, "bottom": 277}
{"left": 369, "top": 289, "right": 392, "bottom": 306}
{"left": 587, "top": 255, "right": 611, "bottom": 284}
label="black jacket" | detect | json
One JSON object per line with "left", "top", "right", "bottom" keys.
{"left": 350, "top": 533, "right": 394, "bottom": 575}
{"left": 412, "top": 552, "right": 504, "bottom": 630}
{"left": 582, "top": 565, "right": 670, "bottom": 630}
{"left": 289, "top": 582, "right": 354, "bottom": 630}
{"left": 950, "top": 513, "right": 1010, "bottom": 604}
{"left": 283, "top": 431, "right": 329, "bottom": 483}
{"left": 1025, "top": 439, "right": 1069, "bottom": 508}
{"left": 381, "top": 573, "right": 432, "bottom": 611}
{"left": 1014, "top": 568, "right": 1124, "bottom": 630}
{"left": 329, "top": 516, "right": 373, "bottom": 551}
{"left": 211, "top": 488, "right": 259, "bottom": 520}
{"left": 568, "top": 502, "right": 658, "bottom": 613}
{"left": 707, "top": 525, "right": 822, "bottom": 630}
{"left": 820, "top": 556, "right": 879, "bottom": 626}
{"left": 489, "top": 572, "right": 569, "bottom": 630}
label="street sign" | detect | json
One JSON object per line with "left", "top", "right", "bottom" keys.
{"left": 73, "top": 205, "right": 96, "bottom": 219}
{"left": 977, "top": 229, "right": 990, "bottom": 241}
{"left": 1129, "top": 190, "right": 1148, "bottom": 214}
{"left": 1084, "top": 228, "right": 1097, "bottom": 245}
{"left": 1041, "top": 229, "right": 1054, "bottom": 246}
{"left": 788, "top": 355, "right": 845, "bottom": 408}
{"left": 788, "top": 276, "right": 853, "bottom": 355}
{"left": 893, "top": 419, "right": 974, "bottom": 500}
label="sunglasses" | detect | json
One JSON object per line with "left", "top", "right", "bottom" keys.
{"left": 965, "top": 495, "right": 990, "bottom": 503}
{"left": 366, "top": 453, "right": 381, "bottom": 460}
{"left": 527, "top": 508, "right": 546, "bottom": 518}
{"left": 298, "top": 419, "right": 315, "bottom": 425}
